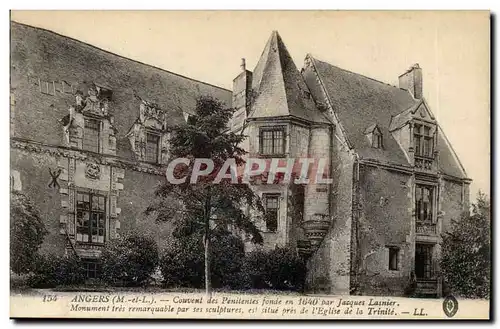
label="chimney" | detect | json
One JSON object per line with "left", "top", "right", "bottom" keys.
{"left": 231, "top": 58, "right": 253, "bottom": 130}
{"left": 398, "top": 64, "right": 423, "bottom": 99}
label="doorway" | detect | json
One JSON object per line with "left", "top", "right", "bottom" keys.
{"left": 415, "top": 243, "right": 434, "bottom": 279}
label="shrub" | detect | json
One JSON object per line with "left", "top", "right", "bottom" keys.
{"left": 100, "top": 232, "right": 159, "bottom": 287}
{"left": 27, "top": 253, "right": 86, "bottom": 288}
{"left": 160, "top": 229, "right": 246, "bottom": 289}
{"left": 10, "top": 191, "right": 47, "bottom": 274}
{"left": 160, "top": 235, "right": 204, "bottom": 288}
{"left": 243, "top": 246, "right": 306, "bottom": 291}
{"left": 441, "top": 193, "right": 490, "bottom": 299}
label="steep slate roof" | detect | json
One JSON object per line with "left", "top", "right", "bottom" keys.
{"left": 248, "top": 31, "right": 330, "bottom": 124}
{"left": 10, "top": 21, "right": 232, "bottom": 160}
{"left": 307, "top": 56, "right": 467, "bottom": 179}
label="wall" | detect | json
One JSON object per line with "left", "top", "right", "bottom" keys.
{"left": 305, "top": 127, "right": 353, "bottom": 295}
{"left": 118, "top": 169, "right": 173, "bottom": 251}
{"left": 10, "top": 149, "right": 66, "bottom": 255}
{"left": 440, "top": 178, "right": 467, "bottom": 234}
{"left": 355, "top": 165, "right": 413, "bottom": 296}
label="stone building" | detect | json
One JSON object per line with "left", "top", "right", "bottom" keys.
{"left": 10, "top": 21, "right": 471, "bottom": 296}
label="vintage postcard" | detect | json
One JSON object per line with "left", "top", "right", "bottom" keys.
{"left": 9, "top": 10, "right": 490, "bottom": 320}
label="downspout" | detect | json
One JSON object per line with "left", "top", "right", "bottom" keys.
{"left": 351, "top": 152, "right": 361, "bottom": 293}
{"left": 328, "top": 124, "right": 335, "bottom": 221}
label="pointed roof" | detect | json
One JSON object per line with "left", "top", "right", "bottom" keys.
{"left": 248, "top": 31, "right": 330, "bottom": 124}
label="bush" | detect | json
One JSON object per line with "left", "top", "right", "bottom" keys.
{"left": 10, "top": 191, "right": 47, "bottom": 274}
{"left": 243, "top": 246, "right": 306, "bottom": 291}
{"left": 441, "top": 193, "right": 490, "bottom": 299}
{"left": 27, "top": 253, "right": 86, "bottom": 288}
{"left": 100, "top": 232, "right": 159, "bottom": 287}
{"left": 160, "top": 229, "right": 246, "bottom": 289}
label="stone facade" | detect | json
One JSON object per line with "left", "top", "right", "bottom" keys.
{"left": 10, "top": 21, "right": 471, "bottom": 296}
{"left": 10, "top": 21, "right": 231, "bottom": 265}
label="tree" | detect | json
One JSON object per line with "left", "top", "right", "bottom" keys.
{"left": 441, "top": 192, "right": 490, "bottom": 298}
{"left": 10, "top": 191, "right": 48, "bottom": 274}
{"left": 146, "top": 96, "right": 263, "bottom": 296}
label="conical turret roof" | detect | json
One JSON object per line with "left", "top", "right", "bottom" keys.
{"left": 248, "top": 31, "right": 330, "bottom": 124}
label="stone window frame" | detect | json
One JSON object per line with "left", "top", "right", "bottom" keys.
{"left": 412, "top": 122, "right": 436, "bottom": 159}
{"left": 82, "top": 116, "right": 102, "bottom": 154}
{"left": 75, "top": 188, "right": 108, "bottom": 246}
{"left": 262, "top": 192, "right": 281, "bottom": 233}
{"left": 387, "top": 246, "right": 400, "bottom": 271}
{"left": 144, "top": 129, "right": 162, "bottom": 164}
{"left": 364, "top": 124, "right": 384, "bottom": 149}
{"left": 415, "top": 181, "right": 438, "bottom": 225}
{"left": 372, "top": 128, "right": 383, "bottom": 149}
{"left": 259, "top": 126, "right": 286, "bottom": 156}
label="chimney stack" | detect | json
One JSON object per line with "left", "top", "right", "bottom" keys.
{"left": 231, "top": 58, "right": 253, "bottom": 131}
{"left": 398, "top": 64, "right": 423, "bottom": 99}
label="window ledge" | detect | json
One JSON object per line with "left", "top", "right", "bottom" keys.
{"left": 256, "top": 154, "right": 287, "bottom": 158}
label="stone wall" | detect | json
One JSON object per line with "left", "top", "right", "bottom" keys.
{"left": 305, "top": 127, "right": 353, "bottom": 295}
{"left": 354, "top": 165, "right": 413, "bottom": 296}
{"left": 440, "top": 178, "right": 468, "bottom": 234}
{"left": 10, "top": 149, "right": 66, "bottom": 255}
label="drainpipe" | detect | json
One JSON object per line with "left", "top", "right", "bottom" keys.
{"left": 352, "top": 152, "right": 361, "bottom": 291}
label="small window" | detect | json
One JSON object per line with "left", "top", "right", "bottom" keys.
{"left": 83, "top": 118, "right": 100, "bottom": 153}
{"left": 62, "top": 81, "right": 74, "bottom": 94}
{"left": 96, "top": 85, "right": 113, "bottom": 102}
{"left": 264, "top": 194, "right": 279, "bottom": 232}
{"left": 145, "top": 133, "right": 160, "bottom": 163}
{"left": 259, "top": 127, "right": 285, "bottom": 155}
{"left": 82, "top": 259, "right": 101, "bottom": 279}
{"left": 40, "top": 80, "right": 55, "bottom": 95}
{"left": 372, "top": 130, "right": 383, "bottom": 149}
{"left": 388, "top": 247, "right": 399, "bottom": 271}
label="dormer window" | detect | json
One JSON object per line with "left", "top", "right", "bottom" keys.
{"left": 414, "top": 124, "right": 434, "bottom": 157}
{"left": 372, "top": 129, "right": 383, "bottom": 149}
{"left": 126, "top": 96, "right": 169, "bottom": 164}
{"left": 82, "top": 117, "right": 100, "bottom": 153}
{"left": 365, "top": 124, "right": 383, "bottom": 149}
{"left": 145, "top": 132, "right": 160, "bottom": 163}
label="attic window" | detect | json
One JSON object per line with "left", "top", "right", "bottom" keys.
{"left": 365, "top": 124, "right": 383, "bottom": 149}
{"left": 372, "top": 129, "right": 383, "bottom": 149}
{"left": 95, "top": 85, "right": 113, "bottom": 102}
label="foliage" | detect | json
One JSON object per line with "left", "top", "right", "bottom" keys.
{"left": 441, "top": 192, "right": 490, "bottom": 299}
{"left": 243, "top": 246, "right": 306, "bottom": 291}
{"left": 146, "top": 96, "right": 264, "bottom": 293}
{"left": 146, "top": 96, "right": 264, "bottom": 243}
{"left": 100, "top": 232, "right": 159, "bottom": 287}
{"left": 160, "top": 228, "right": 247, "bottom": 289}
{"left": 27, "top": 254, "right": 86, "bottom": 288}
{"left": 10, "top": 191, "right": 48, "bottom": 274}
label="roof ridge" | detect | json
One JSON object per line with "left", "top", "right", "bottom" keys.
{"left": 10, "top": 20, "right": 231, "bottom": 93}
{"left": 308, "top": 54, "right": 409, "bottom": 93}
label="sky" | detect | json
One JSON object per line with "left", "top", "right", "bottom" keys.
{"left": 10, "top": 10, "right": 490, "bottom": 198}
